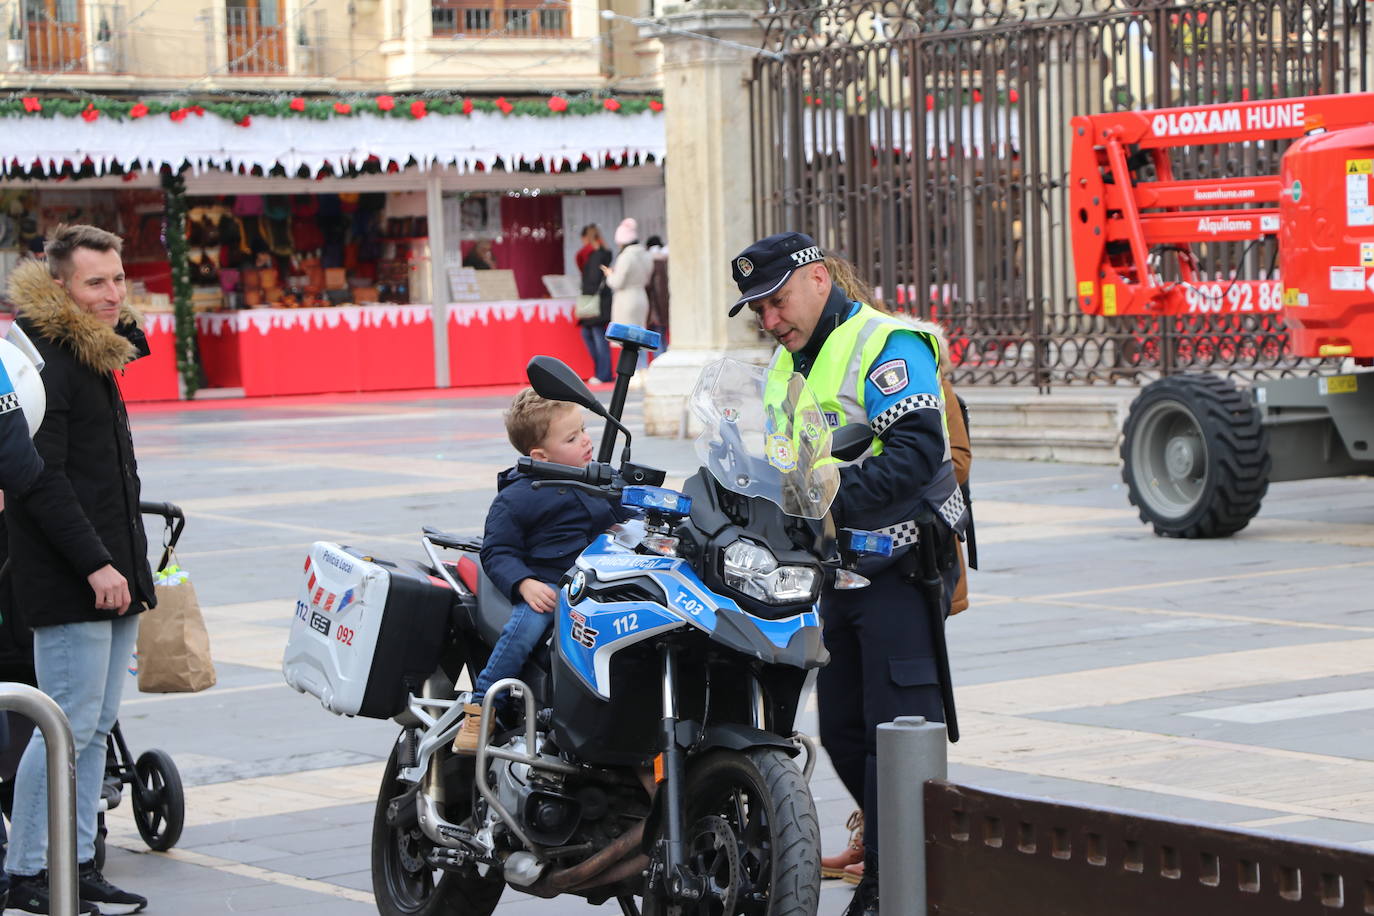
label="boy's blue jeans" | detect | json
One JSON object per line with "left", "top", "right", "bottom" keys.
{"left": 473, "top": 601, "right": 553, "bottom": 700}
{"left": 7, "top": 615, "right": 138, "bottom": 876}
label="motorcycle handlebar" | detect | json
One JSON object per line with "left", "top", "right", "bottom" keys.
{"left": 517, "top": 457, "right": 617, "bottom": 487}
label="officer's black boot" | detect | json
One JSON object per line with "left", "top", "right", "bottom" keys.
{"left": 842, "top": 851, "right": 879, "bottom": 916}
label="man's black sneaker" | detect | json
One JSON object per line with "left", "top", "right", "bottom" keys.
{"left": 77, "top": 861, "right": 146, "bottom": 915}
{"left": 6, "top": 871, "right": 101, "bottom": 915}
{"left": 841, "top": 873, "right": 879, "bottom": 916}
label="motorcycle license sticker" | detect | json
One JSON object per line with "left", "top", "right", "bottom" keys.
{"left": 767, "top": 433, "right": 798, "bottom": 471}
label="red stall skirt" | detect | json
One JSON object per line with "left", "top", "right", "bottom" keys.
{"left": 116, "top": 313, "right": 179, "bottom": 402}
{"left": 195, "top": 300, "right": 592, "bottom": 397}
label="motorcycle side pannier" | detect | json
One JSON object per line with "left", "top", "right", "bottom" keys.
{"left": 283, "top": 542, "right": 453, "bottom": 718}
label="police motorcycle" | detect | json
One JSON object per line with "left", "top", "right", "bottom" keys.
{"left": 282, "top": 327, "right": 894, "bottom": 916}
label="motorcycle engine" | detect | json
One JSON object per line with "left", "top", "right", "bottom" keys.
{"left": 491, "top": 734, "right": 583, "bottom": 847}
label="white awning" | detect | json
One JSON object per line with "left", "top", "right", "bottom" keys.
{"left": 0, "top": 110, "right": 666, "bottom": 178}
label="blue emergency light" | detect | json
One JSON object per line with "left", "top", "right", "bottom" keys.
{"left": 840, "top": 529, "right": 894, "bottom": 558}
{"left": 622, "top": 485, "right": 692, "bottom": 517}
{"left": 605, "top": 323, "right": 663, "bottom": 351}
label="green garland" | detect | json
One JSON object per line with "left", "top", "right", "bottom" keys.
{"left": 1, "top": 94, "right": 664, "bottom": 123}
{"left": 160, "top": 169, "right": 199, "bottom": 399}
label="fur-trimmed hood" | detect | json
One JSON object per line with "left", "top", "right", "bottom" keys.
{"left": 8, "top": 258, "right": 144, "bottom": 374}
{"left": 891, "top": 313, "right": 953, "bottom": 374}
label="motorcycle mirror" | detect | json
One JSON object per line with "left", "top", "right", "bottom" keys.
{"left": 527, "top": 356, "right": 607, "bottom": 418}
{"left": 831, "top": 423, "right": 875, "bottom": 462}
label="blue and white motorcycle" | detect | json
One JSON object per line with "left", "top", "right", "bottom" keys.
{"left": 285, "top": 333, "right": 891, "bottom": 916}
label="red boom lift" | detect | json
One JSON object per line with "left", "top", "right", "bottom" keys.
{"left": 1070, "top": 93, "right": 1374, "bottom": 536}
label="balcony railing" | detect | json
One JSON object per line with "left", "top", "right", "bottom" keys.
{"left": 432, "top": 2, "right": 568, "bottom": 37}
{"left": 2, "top": 1, "right": 126, "bottom": 75}
{"left": 209, "top": 7, "right": 323, "bottom": 76}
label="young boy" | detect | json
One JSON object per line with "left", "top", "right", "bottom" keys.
{"left": 453, "top": 388, "right": 628, "bottom": 753}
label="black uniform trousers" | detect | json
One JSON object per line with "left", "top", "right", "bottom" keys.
{"left": 816, "top": 560, "right": 958, "bottom": 861}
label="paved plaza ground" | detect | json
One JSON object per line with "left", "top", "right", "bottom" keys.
{"left": 52, "top": 384, "right": 1374, "bottom": 914}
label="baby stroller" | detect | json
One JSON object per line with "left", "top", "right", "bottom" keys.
{"left": 0, "top": 500, "right": 187, "bottom": 868}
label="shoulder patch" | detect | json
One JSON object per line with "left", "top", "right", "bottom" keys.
{"left": 869, "top": 358, "right": 909, "bottom": 396}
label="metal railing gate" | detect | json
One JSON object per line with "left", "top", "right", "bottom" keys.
{"left": 750, "top": 0, "right": 1368, "bottom": 388}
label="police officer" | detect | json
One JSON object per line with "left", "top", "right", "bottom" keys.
{"left": 730, "top": 233, "right": 966, "bottom": 916}
{"left": 0, "top": 330, "right": 45, "bottom": 494}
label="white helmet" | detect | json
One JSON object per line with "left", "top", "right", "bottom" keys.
{"left": 0, "top": 332, "right": 45, "bottom": 436}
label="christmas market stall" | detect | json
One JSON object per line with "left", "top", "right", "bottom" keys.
{"left": 0, "top": 94, "right": 666, "bottom": 399}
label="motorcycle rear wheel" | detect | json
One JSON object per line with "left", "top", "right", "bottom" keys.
{"left": 645, "top": 748, "right": 820, "bottom": 916}
{"left": 371, "top": 739, "right": 504, "bottom": 916}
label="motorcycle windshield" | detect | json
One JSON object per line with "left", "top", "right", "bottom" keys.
{"left": 689, "top": 358, "right": 840, "bottom": 520}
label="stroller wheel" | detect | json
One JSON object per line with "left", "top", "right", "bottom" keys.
{"left": 131, "top": 748, "right": 185, "bottom": 851}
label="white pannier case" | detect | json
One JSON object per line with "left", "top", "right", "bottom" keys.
{"left": 283, "top": 542, "right": 454, "bottom": 718}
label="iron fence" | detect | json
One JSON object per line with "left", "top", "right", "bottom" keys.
{"left": 751, "top": 0, "right": 1368, "bottom": 387}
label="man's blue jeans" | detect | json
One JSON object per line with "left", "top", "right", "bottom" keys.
{"left": 580, "top": 323, "right": 611, "bottom": 383}
{"left": 6, "top": 615, "right": 138, "bottom": 876}
{"left": 473, "top": 602, "right": 552, "bottom": 700}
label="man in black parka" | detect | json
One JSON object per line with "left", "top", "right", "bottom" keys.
{"left": 4, "top": 225, "right": 154, "bottom": 915}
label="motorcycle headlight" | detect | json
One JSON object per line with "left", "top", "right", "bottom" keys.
{"left": 722, "top": 539, "right": 819, "bottom": 605}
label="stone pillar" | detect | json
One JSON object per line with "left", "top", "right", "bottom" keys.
{"left": 641, "top": 8, "right": 775, "bottom": 437}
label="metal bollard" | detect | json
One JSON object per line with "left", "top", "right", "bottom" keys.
{"left": 0, "top": 683, "right": 78, "bottom": 916}
{"left": 877, "top": 716, "right": 948, "bottom": 916}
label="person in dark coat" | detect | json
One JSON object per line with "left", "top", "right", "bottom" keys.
{"left": 645, "top": 235, "right": 670, "bottom": 353}
{"left": 577, "top": 225, "right": 613, "bottom": 383}
{"left": 452, "top": 388, "right": 629, "bottom": 753}
{"left": 4, "top": 225, "right": 154, "bottom": 915}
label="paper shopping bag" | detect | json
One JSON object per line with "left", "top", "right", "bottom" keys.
{"left": 136, "top": 567, "right": 217, "bottom": 693}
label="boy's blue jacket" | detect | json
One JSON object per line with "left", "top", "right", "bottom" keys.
{"left": 481, "top": 466, "right": 630, "bottom": 603}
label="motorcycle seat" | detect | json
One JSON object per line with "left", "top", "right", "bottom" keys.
{"left": 474, "top": 565, "right": 515, "bottom": 647}
{"left": 454, "top": 556, "right": 479, "bottom": 594}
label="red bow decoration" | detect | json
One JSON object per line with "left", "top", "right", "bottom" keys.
{"left": 129, "top": 103, "right": 149, "bottom": 119}
{"left": 169, "top": 108, "right": 188, "bottom": 122}
{"left": 972, "top": 89, "right": 983, "bottom": 103}
{"left": 289, "top": 98, "right": 306, "bottom": 112}
{"left": 237, "top": 115, "right": 252, "bottom": 128}
{"left": 410, "top": 99, "right": 428, "bottom": 119}
{"left": 603, "top": 98, "right": 621, "bottom": 112}
{"left": 21, "top": 97, "right": 41, "bottom": 113}
{"left": 190, "top": 105, "right": 205, "bottom": 117}
{"left": 649, "top": 100, "right": 663, "bottom": 112}
{"left": 1008, "top": 89, "right": 1019, "bottom": 104}
{"left": 547, "top": 96, "right": 568, "bottom": 113}
{"left": 376, "top": 95, "right": 395, "bottom": 111}
{"left": 462, "top": 98, "right": 473, "bottom": 115}
{"left": 925, "top": 94, "right": 935, "bottom": 111}
{"left": 81, "top": 104, "right": 99, "bottom": 122}
{"left": 496, "top": 97, "right": 513, "bottom": 115}
{"left": 334, "top": 102, "right": 352, "bottom": 114}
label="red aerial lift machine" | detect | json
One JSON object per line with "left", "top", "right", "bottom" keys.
{"left": 1070, "top": 93, "right": 1374, "bottom": 536}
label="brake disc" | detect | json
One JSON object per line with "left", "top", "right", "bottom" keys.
{"left": 668, "top": 815, "right": 741, "bottom": 916}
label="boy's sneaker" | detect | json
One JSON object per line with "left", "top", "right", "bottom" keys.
{"left": 6, "top": 871, "right": 101, "bottom": 914}
{"left": 452, "top": 702, "right": 493, "bottom": 755}
{"left": 77, "top": 861, "right": 146, "bottom": 914}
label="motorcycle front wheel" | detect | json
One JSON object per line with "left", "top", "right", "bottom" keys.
{"left": 371, "top": 739, "right": 504, "bottom": 916}
{"left": 645, "top": 747, "right": 821, "bottom": 916}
